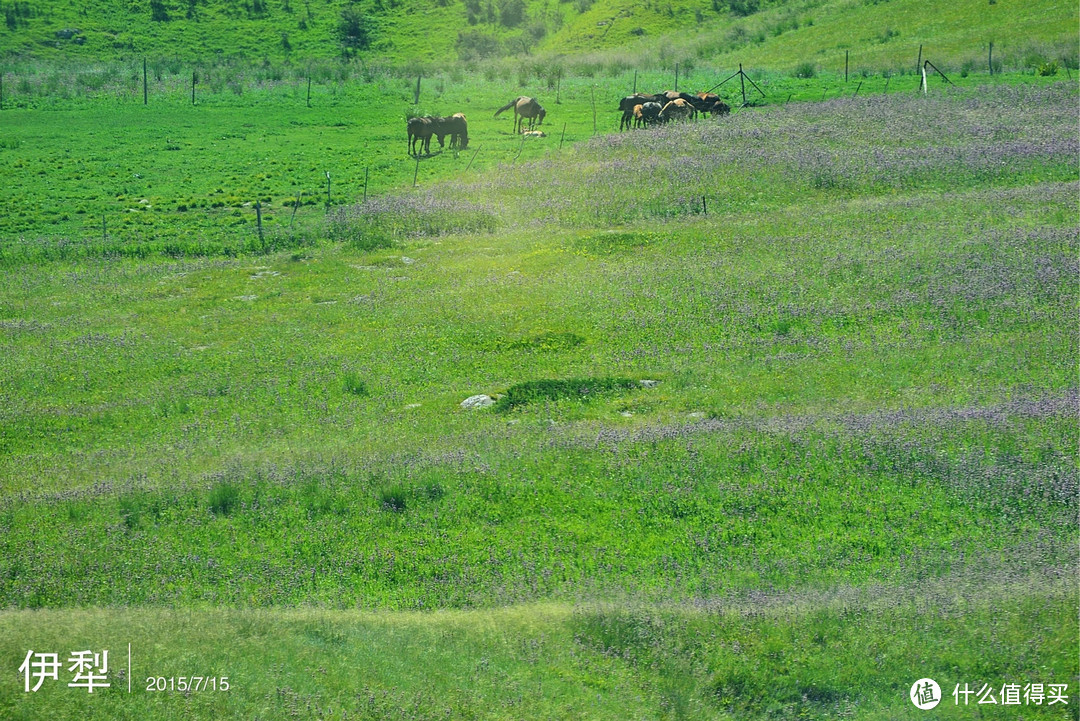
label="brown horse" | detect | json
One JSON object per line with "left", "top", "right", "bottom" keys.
{"left": 658, "top": 98, "right": 696, "bottom": 123}
{"left": 407, "top": 116, "right": 438, "bottom": 156}
{"left": 693, "top": 92, "right": 731, "bottom": 116}
{"left": 436, "top": 113, "right": 469, "bottom": 150}
{"left": 618, "top": 93, "right": 662, "bottom": 131}
{"left": 495, "top": 96, "right": 546, "bottom": 134}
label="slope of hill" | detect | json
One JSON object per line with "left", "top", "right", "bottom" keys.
{"left": 0, "top": 0, "right": 1075, "bottom": 72}
{"left": 0, "top": 81, "right": 1077, "bottom": 719}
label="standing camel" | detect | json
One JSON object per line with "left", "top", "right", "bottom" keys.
{"left": 494, "top": 96, "right": 546, "bottom": 134}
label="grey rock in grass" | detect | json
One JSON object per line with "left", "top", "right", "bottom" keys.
{"left": 639, "top": 379, "right": 660, "bottom": 388}
{"left": 460, "top": 394, "right": 495, "bottom": 410}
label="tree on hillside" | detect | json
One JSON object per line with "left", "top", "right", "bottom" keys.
{"left": 150, "top": 0, "right": 170, "bottom": 22}
{"left": 498, "top": 0, "right": 525, "bottom": 27}
{"left": 337, "top": 7, "right": 372, "bottom": 50}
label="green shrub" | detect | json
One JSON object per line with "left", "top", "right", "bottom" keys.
{"left": 504, "top": 331, "right": 585, "bottom": 352}
{"left": 342, "top": 372, "right": 368, "bottom": 396}
{"left": 208, "top": 481, "right": 240, "bottom": 516}
{"left": 794, "top": 61, "right": 816, "bottom": 79}
{"left": 338, "top": 8, "right": 372, "bottom": 50}
{"left": 495, "top": 377, "right": 639, "bottom": 411}
{"left": 378, "top": 485, "right": 408, "bottom": 512}
{"left": 1037, "top": 60, "right": 1059, "bottom": 76}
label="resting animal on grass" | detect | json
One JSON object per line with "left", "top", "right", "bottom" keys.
{"left": 495, "top": 96, "right": 546, "bottom": 134}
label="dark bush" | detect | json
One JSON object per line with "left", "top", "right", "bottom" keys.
{"left": 209, "top": 481, "right": 240, "bottom": 516}
{"left": 150, "top": 0, "right": 170, "bottom": 22}
{"left": 495, "top": 377, "right": 639, "bottom": 411}
{"left": 342, "top": 372, "right": 368, "bottom": 396}
{"left": 499, "top": 0, "right": 526, "bottom": 27}
{"left": 727, "top": 0, "right": 758, "bottom": 16}
{"left": 378, "top": 486, "right": 408, "bottom": 512}
{"left": 338, "top": 8, "right": 372, "bottom": 50}
{"left": 456, "top": 30, "right": 502, "bottom": 59}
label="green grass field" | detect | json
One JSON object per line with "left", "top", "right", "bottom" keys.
{"left": 2, "top": 76, "right": 1077, "bottom": 717}
{"left": 0, "top": 0, "right": 1078, "bottom": 716}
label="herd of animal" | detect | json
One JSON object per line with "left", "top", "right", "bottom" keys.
{"left": 405, "top": 90, "right": 729, "bottom": 156}
{"left": 617, "top": 91, "right": 731, "bottom": 130}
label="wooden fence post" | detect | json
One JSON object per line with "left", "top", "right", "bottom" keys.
{"left": 591, "top": 86, "right": 597, "bottom": 134}
{"left": 307, "top": 76, "right": 311, "bottom": 107}
{"left": 845, "top": 50, "right": 849, "bottom": 83}
{"left": 464, "top": 146, "right": 480, "bottom": 173}
{"left": 143, "top": 59, "right": 148, "bottom": 105}
{"left": 559, "top": 122, "right": 567, "bottom": 150}
{"left": 191, "top": 70, "right": 196, "bottom": 105}
{"left": 290, "top": 191, "right": 302, "bottom": 227}
{"left": 988, "top": 42, "right": 993, "bottom": 76}
{"left": 255, "top": 201, "right": 264, "bottom": 245}
{"left": 414, "top": 75, "right": 421, "bottom": 104}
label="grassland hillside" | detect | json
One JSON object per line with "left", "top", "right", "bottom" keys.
{"left": 0, "top": 0, "right": 1075, "bottom": 73}
{"left": 1, "top": 78, "right": 1077, "bottom": 718}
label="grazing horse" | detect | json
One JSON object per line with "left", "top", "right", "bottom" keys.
{"left": 448, "top": 112, "right": 469, "bottom": 150}
{"left": 659, "top": 90, "right": 698, "bottom": 106}
{"left": 703, "top": 99, "right": 731, "bottom": 116}
{"left": 495, "top": 96, "right": 546, "bottom": 134}
{"left": 639, "top": 101, "right": 662, "bottom": 126}
{"left": 435, "top": 113, "right": 469, "bottom": 150}
{"left": 658, "top": 98, "right": 696, "bottom": 123}
{"left": 407, "top": 116, "right": 438, "bottom": 156}
{"left": 618, "top": 93, "right": 662, "bottom": 131}
{"left": 692, "top": 92, "right": 730, "bottom": 117}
